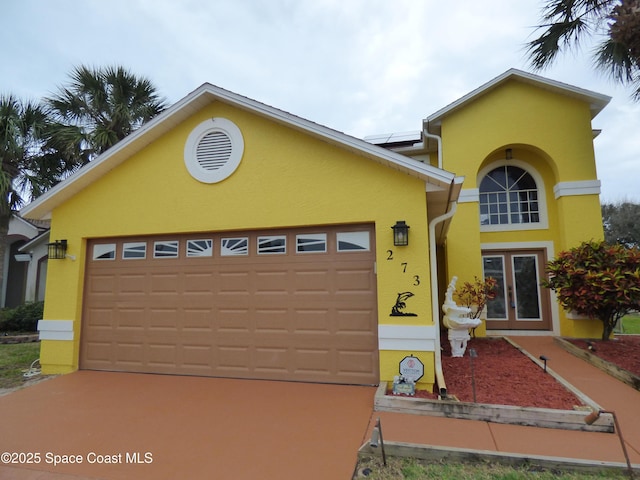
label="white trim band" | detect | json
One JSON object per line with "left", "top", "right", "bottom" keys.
{"left": 554, "top": 180, "right": 601, "bottom": 199}
{"left": 458, "top": 188, "right": 479, "bottom": 203}
{"left": 378, "top": 325, "right": 436, "bottom": 351}
{"left": 37, "top": 320, "right": 74, "bottom": 341}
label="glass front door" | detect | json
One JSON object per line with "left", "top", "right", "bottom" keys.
{"left": 482, "top": 249, "right": 551, "bottom": 330}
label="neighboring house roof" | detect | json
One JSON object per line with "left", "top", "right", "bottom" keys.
{"left": 18, "top": 229, "right": 50, "bottom": 253}
{"left": 20, "top": 83, "right": 458, "bottom": 221}
{"left": 426, "top": 68, "right": 611, "bottom": 128}
{"left": 23, "top": 218, "right": 51, "bottom": 230}
{"left": 7, "top": 214, "right": 47, "bottom": 239}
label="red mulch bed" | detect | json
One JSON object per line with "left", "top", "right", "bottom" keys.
{"left": 388, "top": 337, "right": 583, "bottom": 410}
{"left": 565, "top": 335, "right": 640, "bottom": 378}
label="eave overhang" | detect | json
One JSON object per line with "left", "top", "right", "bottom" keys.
{"left": 425, "top": 68, "right": 611, "bottom": 131}
{"left": 21, "top": 83, "right": 455, "bottom": 220}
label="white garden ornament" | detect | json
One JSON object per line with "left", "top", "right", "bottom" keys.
{"left": 442, "top": 276, "right": 482, "bottom": 357}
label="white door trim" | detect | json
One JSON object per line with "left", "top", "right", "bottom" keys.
{"left": 481, "top": 241, "right": 560, "bottom": 335}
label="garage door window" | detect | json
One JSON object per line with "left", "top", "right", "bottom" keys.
{"left": 337, "top": 231, "right": 370, "bottom": 252}
{"left": 154, "top": 241, "right": 179, "bottom": 258}
{"left": 123, "top": 242, "right": 146, "bottom": 259}
{"left": 93, "top": 244, "right": 116, "bottom": 260}
{"left": 187, "top": 239, "right": 213, "bottom": 257}
{"left": 258, "top": 236, "right": 286, "bottom": 254}
{"left": 296, "top": 233, "right": 327, "bottom": 253}
{"left": 221, "top": 237, "right": 248, "bottom": 256}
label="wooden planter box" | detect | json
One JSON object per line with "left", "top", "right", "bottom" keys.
{"left": 375, "top": 337, "right": 615, "bottom": 433}
{"left": 374, "top": 383, "right": 613, "bottom": 432}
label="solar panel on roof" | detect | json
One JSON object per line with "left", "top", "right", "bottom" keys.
{"left": 363, "top": 131, "right": 421, "bottom": 145}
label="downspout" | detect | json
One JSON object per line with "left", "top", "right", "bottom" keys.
{"left": 424, "top": 125, "right": 452, "bottom": 396}
{"left": 429, "top": 199, "right": 457, "bottom": 397}
{"left": 423, "top": 127, "right": 442, "bottom": 169}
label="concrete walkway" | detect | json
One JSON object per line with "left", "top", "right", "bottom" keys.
{"left": 364, "top": 336, "right": 640, "bottom": 471}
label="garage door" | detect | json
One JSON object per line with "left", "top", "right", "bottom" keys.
{"left": 80, "top": 225, "right": 379, "bottom": 385}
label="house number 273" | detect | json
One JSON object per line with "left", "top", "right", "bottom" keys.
{"left": 386, "top": 251, "right": 420, "bottom": 285}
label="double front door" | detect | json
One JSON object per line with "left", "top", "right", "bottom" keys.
{"left": 482, "top": 249, "right": 551, "bottom": 330}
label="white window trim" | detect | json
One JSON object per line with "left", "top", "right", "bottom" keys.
{"left": 477, "top": 159, "right": 549, "bottom": 232}
{"left": 336, "top": 231, "right": 371, "bottom": 252}
{"left": 154, "top": 240, "right": 180, "bottom": 259}
{"left": 123, "top": 242, "right": 147, "bottom": 260}
{"left": 186, "top": 239, "right": 213, "bottom": 257}
{"left": 257, "top": 235, "right": 287, "bottom": 255}
{"left": 296, "top": 233, "right": 327, "bottom": 253}
{"left": 221, "top": 237, "right": 249, "bottom": 256}
{"left": 184, "top": 117, "right": 244, "bottom": 184}
{"left": 93, "top": 243, "right": 116, "bottom": 261}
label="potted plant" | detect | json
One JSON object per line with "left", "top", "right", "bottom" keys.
{"left": 454, "top": 276, "right": 498, "bottom": 320}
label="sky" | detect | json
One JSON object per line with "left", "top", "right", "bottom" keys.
{"left": 2, "top": 0, "right": 639, "bottom": 203}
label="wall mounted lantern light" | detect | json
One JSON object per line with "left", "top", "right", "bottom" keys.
{"left": 392, "top": 221, "right": 409, "bottom": 246}
{"left": 47, "top": 239, "right": 68, "bottom": 260}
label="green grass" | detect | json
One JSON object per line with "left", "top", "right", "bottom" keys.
{"left": 620, "top": 312, "right": 640, "bottom": 334}
{"left": 0, "top": 342, "right": 41, "bottom": 389}
{"left": 355, "top": 456, "right": 629, "bottom": 479}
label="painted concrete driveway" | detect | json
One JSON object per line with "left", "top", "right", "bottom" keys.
{"left": 0, "top": 371, "right": 376, "bottom": 479}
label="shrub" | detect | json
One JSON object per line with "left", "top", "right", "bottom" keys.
{"left": 454, "top": 276, "right": 498, "bottom": 319}
{"left": 0, "top": 302, "right": 44, "bottom": 333}
{"left": 542, "top": 241, "right": 640, "bottom": 340}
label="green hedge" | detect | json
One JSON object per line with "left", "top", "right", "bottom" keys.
{"left": 0, "top": 302, "right": 43, "bottom": 333}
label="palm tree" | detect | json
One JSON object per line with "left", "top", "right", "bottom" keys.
{"left": 0, "top": 66, "right": 165, "bottom": 307}
{"left": 526, "top": 0, "right": 640, "bottom": 100}
{"left": 45, "top": 65, "right": 167, "bottom": 167}
{"left": 0, "top": 95, "right": 52, "bottom": 301}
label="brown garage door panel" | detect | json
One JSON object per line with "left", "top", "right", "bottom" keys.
{"left": 81, "top": 226, "right": 379, "bottom": 385}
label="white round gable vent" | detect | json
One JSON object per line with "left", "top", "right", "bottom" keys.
{"left": 184, "top": 118, "right": 244, "bottom": 183}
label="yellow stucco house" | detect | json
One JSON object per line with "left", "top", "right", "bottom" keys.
{"left": 21, "top": 69, "right": 610, "bottom": 393}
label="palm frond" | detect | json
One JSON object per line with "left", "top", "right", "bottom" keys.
{"left": 526, "top": 0, "right": 619, "bottom": 70}
{"left": 527, "top": 18, "right": 591, "bottom": 69}
{"left": 594, "top": 38, "right": 637, "bottom": 82}
{"left": 631, "top": 77, "right": 640, "bottom": 100}
{"left": 45, "top": 64, "right": 167, "bottom": 160}
{"left": 526, "top": 0, "right": 640, "bottom": 100}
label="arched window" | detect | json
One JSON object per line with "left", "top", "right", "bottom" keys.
{"left": 479, "top": 166, "right": 540, "bottom": 226}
